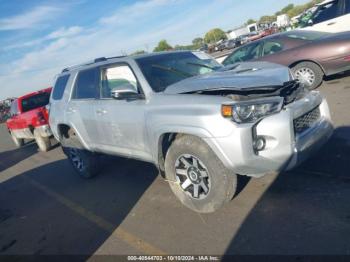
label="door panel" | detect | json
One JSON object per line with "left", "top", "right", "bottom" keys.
{"left": 94, "top": 63, "right": 151, "bottom": 161}
{"left": 93, "top": 99, "right": 150, "bottom": 160}
{"left": 66, "top": 67, "right": 100, "bottom": 149}
{"left": 66, "top": 99, "right": 99, "bottom": 148}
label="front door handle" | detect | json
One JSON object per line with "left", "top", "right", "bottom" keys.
{"left": 96, "top": 109, "right": 107, "bottom": 115}
{"left": 327, "top": 21, "right": 336, "bottom": 26}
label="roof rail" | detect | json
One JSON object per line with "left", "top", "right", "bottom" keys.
{"left": 94, "top": 57, "right": 107, "bottom": 63}
{"left": 107, "top": 55, "right": 126, "bottom": 60}
{"left": 61, "top": 55, "right": 127, "bottom": 73}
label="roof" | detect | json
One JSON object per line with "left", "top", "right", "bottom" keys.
{"left": 60, "top": 50, "right": 195, "bottom": 73}
{"left": 130, "top": 50, "right": 193, "bottom": 59}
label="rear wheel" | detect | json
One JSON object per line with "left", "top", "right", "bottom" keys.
{"left": 164, "top": 135, "right": 237, "bottom": 213}
{"left": 63, "top": 147, "right": 99, "bottom": 179}
{"left": 10, "top": 132, "right": 24, "bottom": 148}
{"left": 34, "top": 129, "right": 51, "bottom": 152}
{"left": 291, "top": 62, "right": 324, "bottom": 90}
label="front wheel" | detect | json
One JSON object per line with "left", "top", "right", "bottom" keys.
{"left": 164, "top": 135, "right": 237, "bottom": 213}
{"left": 10, "top": 131, "right": 24, "bottom": 148}
{"left": 291, "top": 62, "right": 324, "bottom": 90}
{"left": 63, "top": 147, "right": 99, "bottom": 179}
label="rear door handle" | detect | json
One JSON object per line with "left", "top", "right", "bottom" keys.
{"left": 327, "top": 21, "right": 336, "bottom": 26}
{"left": 96, "top": 109, "right": 107, "bottom": 115}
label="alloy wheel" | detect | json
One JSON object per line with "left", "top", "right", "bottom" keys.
{"left": 69, "top": 148, "right": 84, "bottom": 172}
{"left": 174, "top": 154, "right": 211, "bottom": 199}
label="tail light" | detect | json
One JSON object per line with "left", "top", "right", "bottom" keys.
{"left": 37, "top": 111, "right": 46, "bottom": 124}
{"left": 344, "top": 55, "right": 350, "bottom": 62}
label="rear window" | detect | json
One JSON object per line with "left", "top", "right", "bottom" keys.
{"left": 52, "top": 74, "right": 70, "bottom": 100}
{"left": 21, "top": 92, "right": 50, "bottom": 113}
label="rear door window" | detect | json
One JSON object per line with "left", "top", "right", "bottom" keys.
{"left": 72, "top": 68, "right": 99, "bottom": 99}
{"left": 52, "top": 74, "right": 70, "bottom": 100}
{"left": 262, "top": 41, "right": 284, "bottom": 56}
{"left": 224, "top": 42, "right": 261, "bottom": 65}
{"left": 21, "top": 93, "right": 50, "bottom": 112}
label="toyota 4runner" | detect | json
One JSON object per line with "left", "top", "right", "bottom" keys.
{"left": 49, "top": 51, "right": 333, "bottom": 213}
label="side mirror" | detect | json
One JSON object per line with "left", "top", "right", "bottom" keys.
{"left": 111, "top": 84, "right": 141, "bottom": 100}
{"left": 308, "top": 19, "right": 313, "bottom": 26}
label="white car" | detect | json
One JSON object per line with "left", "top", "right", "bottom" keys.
{"left": 300, "top": 0, "right": 350, "bottom": 33}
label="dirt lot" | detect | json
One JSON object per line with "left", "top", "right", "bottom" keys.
{"left": 0, "top": 73, "right": 350, "bottom": 257}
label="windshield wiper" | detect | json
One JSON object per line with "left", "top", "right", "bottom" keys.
{"left": 186, "top": 62, "right": 217, "bottom": 70}
{"left": 151, "top": 64, "right": 193, "bottom": 77}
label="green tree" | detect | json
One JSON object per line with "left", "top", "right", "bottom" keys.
{"left": 259, "top": 15, "right": 277, "bottom": 24}
{"left": 174, "top": 44, "right": 197, "bottom": 51}
{"left": 192, "top": 37, "right": 204, "bottom": 48}
{"left": 281, "top": 4, "right": 294, "bottom": 14}
{"left": 245, "top": 19, "right": 256, "bottom": 25}
{"left": 131, "top": 50, "right": 146, "bottom": 55}
{"left": 153, "top": 40, "right": 173, "bottom": 52}
{"left": 204, "top": 28, "right": 227, "bottom": 44}
{"left": 275, "top": 11, "right": 282, "bottom": 16}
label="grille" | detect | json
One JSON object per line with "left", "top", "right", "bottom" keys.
{"left": 294, "top": 106, "right": 321, "bottom": 134}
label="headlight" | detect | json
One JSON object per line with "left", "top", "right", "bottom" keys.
{"left": 222, "top": 98, "right": 283, "bottom": 123}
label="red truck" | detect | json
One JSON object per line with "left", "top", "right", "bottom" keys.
{"left": 6, "top": 88, "right": 53, "bottom": 152}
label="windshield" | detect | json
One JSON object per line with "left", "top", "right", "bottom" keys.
{"left": 21, "top": 92, "right": 50, "bottom": 113}
{"left": 136, "top": 52, "right": 222, "bottom": 92}
{"left": 284, "top": 30, "right": 330, "bottom": 41}
{"left": 299, "top": 0, "right": 337, "bottom": 28}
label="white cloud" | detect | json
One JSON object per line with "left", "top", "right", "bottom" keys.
{"left": 47, "top": 26, "right": 83, "bottom": 39}
{"left": 3, "top": 26, "right": 84, "bottom": 51}
{"left": 0, "top": 0, "right": 220, "bottom": 99}
{"left": 99, "top": 0, "right": 179, "bottom": 25}
{"left": 0, "top": 0, "right": 303, "bottom": 99}
{"left": 0, "top": 6, "right": 62, "bottom": 31}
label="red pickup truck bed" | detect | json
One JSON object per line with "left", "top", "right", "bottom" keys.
{"left": 6, "top": 88, "right": 53, "bottom": 151}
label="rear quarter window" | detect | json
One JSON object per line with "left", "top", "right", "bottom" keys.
{"left": 52, "top": 74, "right": 70, "bottom": 100}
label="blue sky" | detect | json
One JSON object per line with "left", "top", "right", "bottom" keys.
{"left": 0, "top": 0, "right": 309, "bottom": 99}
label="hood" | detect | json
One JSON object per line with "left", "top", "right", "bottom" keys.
{"left": 163, "top": 62, "right": 292, "bottom": 95}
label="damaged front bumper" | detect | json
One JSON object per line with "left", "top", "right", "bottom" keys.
{"left": 204, "top": 91, "right": 333, "bottom": 177}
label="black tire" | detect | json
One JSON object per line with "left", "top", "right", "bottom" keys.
{"left": 291, "top": 61, "right": 324, "bottom": 90}
{"left": 63, "top": 147, "right": 99, "bottom": 179}
{"left": 10, "top": 132, "right": 24, "bottom": 148}
{"left": 34, "top": 129, "right": 51, "bottom": 152}
{"left": 164, "top": 135, "right": 237, "bottom": 213}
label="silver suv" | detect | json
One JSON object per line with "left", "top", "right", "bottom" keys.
{"left": 49, "top": 51, "right": 333, "bottom": 213}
